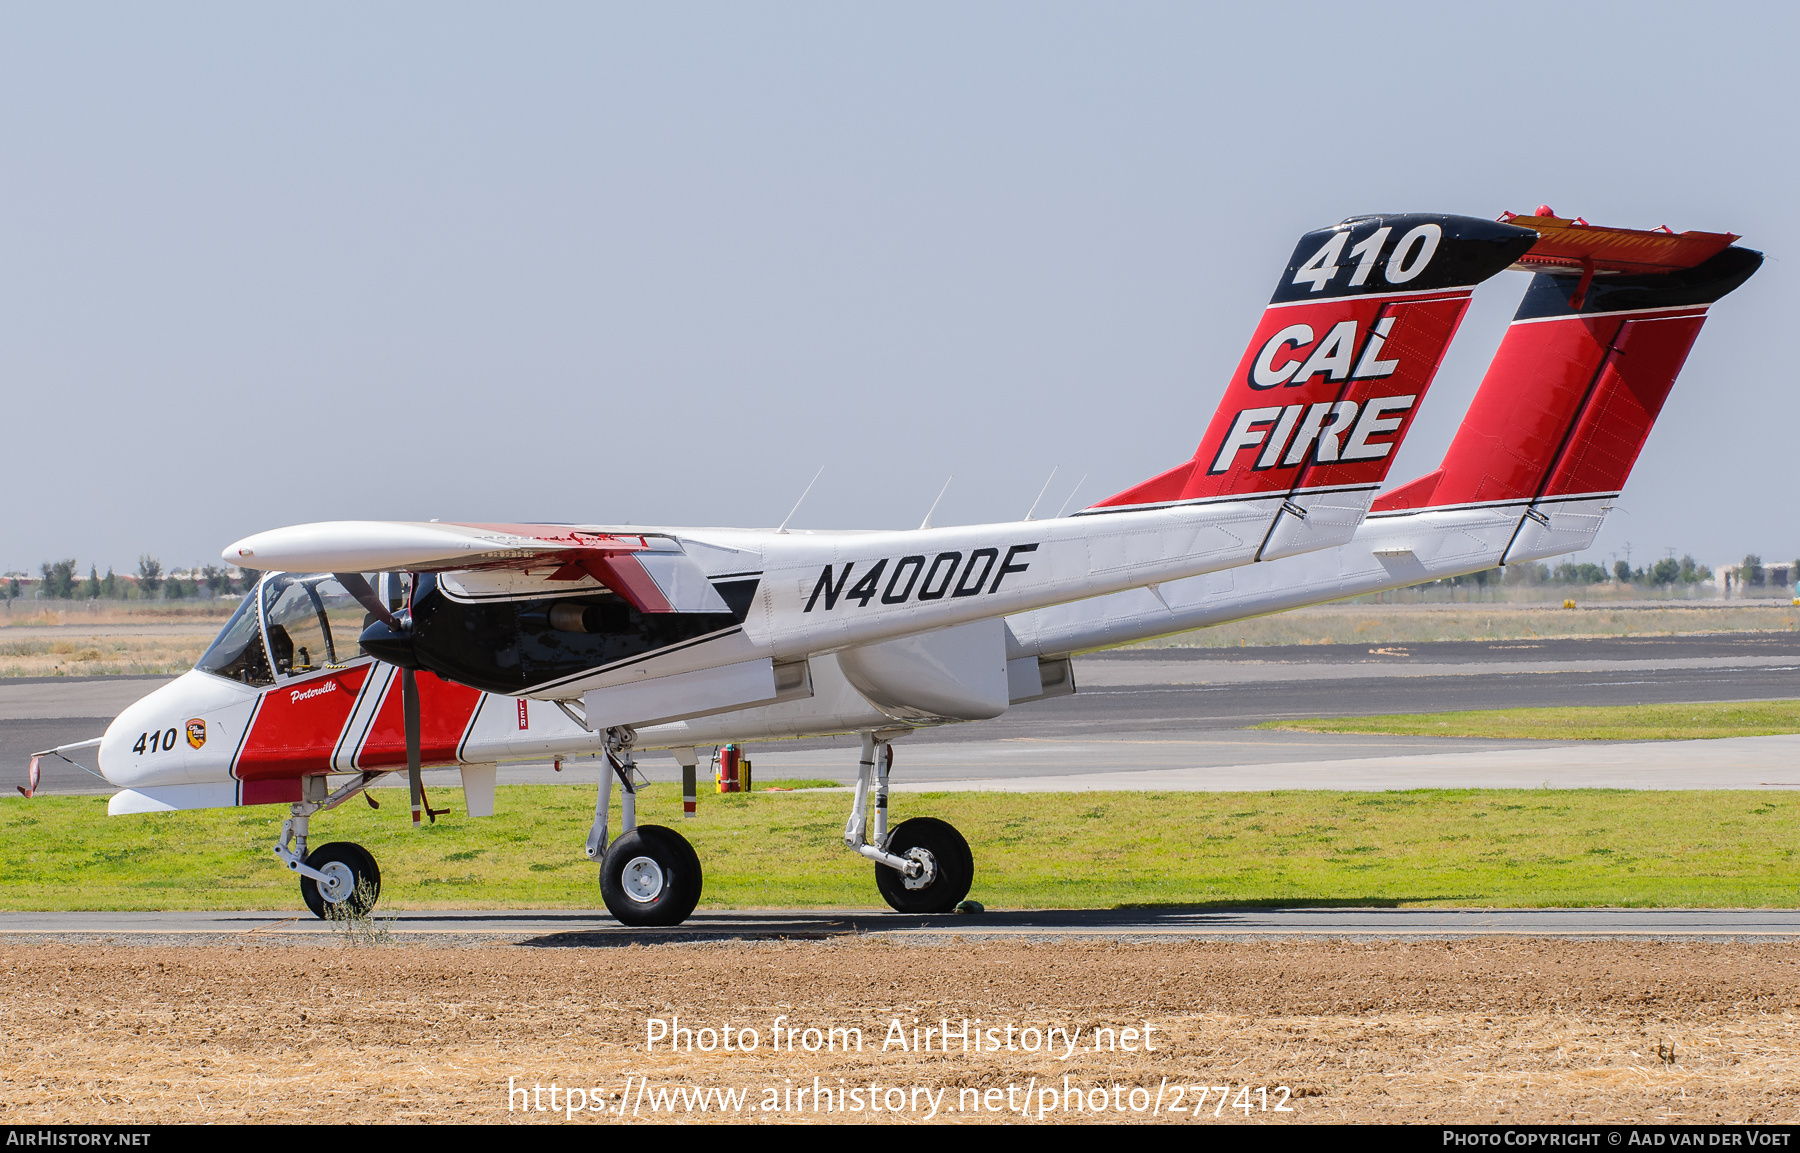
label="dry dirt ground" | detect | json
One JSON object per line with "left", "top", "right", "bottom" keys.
{"left": 2, "top": 939, "right": 1798, "bottom": 1125}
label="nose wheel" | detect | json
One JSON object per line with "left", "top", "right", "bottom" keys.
{"left": 299, "top": 841, "right": 382, "bottom": 919}
{"left": 599, "top": 825, "right": 703, "bottom": 927}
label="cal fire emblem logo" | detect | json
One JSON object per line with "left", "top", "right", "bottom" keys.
{"left": 185, "top": 718, "right": 207, "bottom": 750}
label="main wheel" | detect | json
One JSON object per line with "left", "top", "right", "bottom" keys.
{"left": 599, "top": 825, "right": 703, "bottom": 927}
{"left": 875, "top": 817, "right": 972, "bottom": 914}
{"left": 300, "top": 841, "right": 381, "bottom": 919}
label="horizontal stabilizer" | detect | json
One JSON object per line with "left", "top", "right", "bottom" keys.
{"left": 1502, "top": 209, "right": 1739, "bottom": 276}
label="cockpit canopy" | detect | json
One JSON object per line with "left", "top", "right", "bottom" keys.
{"left": 196, "top": 572, "right": 406, "bottom": 685}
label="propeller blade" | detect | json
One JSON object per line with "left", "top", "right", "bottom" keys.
{"left": 403, "top": 667, "right": 423, "bottom": 828}
{"left": 336, "top": 572, "right": 425, "bottom": 825}
{"left": 334, "top": 571, "right": 403, "bottom": 631}
{"left": 342, "top": 572, "right": 420, "bottom": 668}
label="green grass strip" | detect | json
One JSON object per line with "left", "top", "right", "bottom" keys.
{"left": 5, "top": 784, "right": 1800, "bottom": 912}
{"left": 1256, "top": 700, "right": 1800, "bottom": 741}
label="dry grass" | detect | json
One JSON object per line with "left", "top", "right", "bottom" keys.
{"left": 1, "top": 939, "right": 1796, "bottom": 1125}
{"left": 0, "top": 602, "right": 235, "bottom": 676}
{"left": 5, "top": 601, "right": 1795, "bottom": 676}
{"left": 0, "top": 604, "right": 238, "bottom": 629}
{"left": 0, "top": 635, "right": 211, "bottom": 677}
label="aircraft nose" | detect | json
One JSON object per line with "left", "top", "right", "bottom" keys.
{"left": 97, "top": 687, "right": 167, "bottom": 784}
{"left": 95, "top": 669, "right": 259, "bottom": 791}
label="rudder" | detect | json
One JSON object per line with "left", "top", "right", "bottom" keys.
{"left": 1366, "top": 211, "right": 1760, "bottom": 565}
{"left": 1373, "top": 226, "right": 1760, "bottom": 516}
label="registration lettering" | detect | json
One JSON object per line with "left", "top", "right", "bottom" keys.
{"left": 803, "top": 543, "right": 1038, "bottom": 613}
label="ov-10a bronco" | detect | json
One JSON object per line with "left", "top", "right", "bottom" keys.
{"left": 31, "top": 209, "right": 1751, "bottom": 927}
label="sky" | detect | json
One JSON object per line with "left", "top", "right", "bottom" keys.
{"left": 2, "top": 2, "right": 1794, "bottom": 577}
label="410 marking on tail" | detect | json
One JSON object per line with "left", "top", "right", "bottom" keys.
{"left": 1292, "top": 223, "right": 1441, "bottom": 292}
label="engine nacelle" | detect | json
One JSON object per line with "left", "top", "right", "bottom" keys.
{"left": 835, "top": 618, "right": 1011, "bottom": 723}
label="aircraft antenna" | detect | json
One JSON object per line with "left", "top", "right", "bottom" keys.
{"left": 1053, "top": 472, "right": 1090, "bottom": 519}
{"left": 777, "top": 466, "right": 826, "bottom": 534}
{"left": 1022, "top": 466, "right": 1058, "bottom": 521}
{"left": 919, "top": 476, "right": 953, "bottom": 530}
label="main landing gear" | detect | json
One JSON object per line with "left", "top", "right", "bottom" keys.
{"left": 582, "top": 727, "right": 973, "bottom": 928}
{"left": 276, "top": 729, "right": 973, "bottom": 927}
{"left": 589, "top": 727, "right": 703, "bottom": 927}
{"left": 847, "top": 731, "right": 973, "bottom": 915}
{"left": 275, "top": 772, "right": 390, "bottom": 920}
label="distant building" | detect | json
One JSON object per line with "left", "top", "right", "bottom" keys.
{"left": 1719, "top": 563, "right": 1794, "bottom": 595}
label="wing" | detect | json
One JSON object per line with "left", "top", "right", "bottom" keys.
{"left": 223, "top": 520, "right": 730, "bottom": 614}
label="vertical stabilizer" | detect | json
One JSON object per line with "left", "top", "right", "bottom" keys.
{"left": 1087, "top": 213, "right": 1536, "bottom": 560}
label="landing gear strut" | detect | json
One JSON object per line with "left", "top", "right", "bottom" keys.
{"left": 845, "top": 732, "right": 973, "bottom": 914}
{"left": 591, "top": 726, "right": 704, "bottom": 927}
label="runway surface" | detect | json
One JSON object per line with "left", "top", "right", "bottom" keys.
{"left": 7, "top": 632, "right": 1799, "bottom": 794}
{"left": 6, "top": 906, "right": 1800, "bottom": 945}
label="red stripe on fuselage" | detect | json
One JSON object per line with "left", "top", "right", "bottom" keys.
{"left": 242, "top": 778, "right": 302, "bottom": 806}
{"left": 233, "top": 667, "right": 371, "bottom": 780}
{"left": 355, "top": 670, "right": 484, "bottom": 770}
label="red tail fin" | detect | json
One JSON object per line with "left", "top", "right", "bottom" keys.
{"left": 1373, "top": 228, "right": 1761, "bottom": 514}
{"left": 1091, "top": 213, "right": 1536, "bottom": 512}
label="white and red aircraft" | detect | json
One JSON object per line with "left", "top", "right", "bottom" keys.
{"left": 590, "top": 211, "right": 1758, "bottom": 919}
{"left": 32, "top": 211, "right": 1748, "bottom": 928}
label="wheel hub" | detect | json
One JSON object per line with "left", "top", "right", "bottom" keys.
{"left": 317, "top": 860, "right": 355, "bottom": 904}
{"left": 621, "top": 856, "right": 666, "bottom": 903}
{"left": 900, "top": 846, "right": 938, "bottom": 891}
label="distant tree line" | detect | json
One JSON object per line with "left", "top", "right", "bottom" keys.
{"left": 1407, "top": 554, "right": 1724, "bottom": 593}
{"left": 6, "top": 556, "right": 262, "bottom": 602}
{"left": 1504, "top": 555, "right": 1720, "bottom": 587}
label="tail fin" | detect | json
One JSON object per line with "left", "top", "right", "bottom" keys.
{"left": 1371, "top": 215, "right": 1761, "bottom": 565}
{"left": 1086, "top": 213, "right": 1535, "bottom": 558}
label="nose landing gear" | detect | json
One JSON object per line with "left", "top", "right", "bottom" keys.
{"left": 275, "top": 772, "right": 391, "bottom": 920}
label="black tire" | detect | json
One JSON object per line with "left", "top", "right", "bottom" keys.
{"left": 599, "top": 825, "right": 703, "bottom": 927}
{"left": 300, "top": 841, "right": 381, "bottom": 920}
{"left": 875, "top": 817, "right": 973, "bottom": 914}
